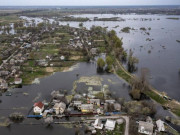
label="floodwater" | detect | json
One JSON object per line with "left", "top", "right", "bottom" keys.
{"left": 19, "top": 14, "right": 180, "bottom": 101}
{"left": 0, "top": 62, "right": 131, "bottom": 134}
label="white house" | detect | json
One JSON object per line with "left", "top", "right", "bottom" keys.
{"left": 156, "top": 119, "right": 165, "bottom": 132}
{"left": 105, "top": 119, "right": 116, "bottom": 130}
{"left": 93, "top": 118, "right": 103, "bottom": 129}
{"left": 53, "top": 102, "right": 66, "bottom": 114}
{"left": 14, "top": 78, "right": 22, "bottom": 85}
{"left": 33, "top": 102, "right": 44, "bottom": 114}
{"left": 138, "top": 121, "right": 154, "bottom": 135}
{"left": 60, "top": 56, "right": 65, "bottom": 60}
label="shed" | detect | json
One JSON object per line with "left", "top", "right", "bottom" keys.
{"left": 93, "top": 118, "right": 103, "bottom": 129}
{"left": 156, "top": 119, "right": 165, "bottom": 132}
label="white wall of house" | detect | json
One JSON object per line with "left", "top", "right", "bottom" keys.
{"left": 34, "top": 106, "right": 44, "bottom": 114}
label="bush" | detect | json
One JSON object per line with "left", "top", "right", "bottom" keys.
{"left": 130, "top": 89, "right": 141, "bottom": 100}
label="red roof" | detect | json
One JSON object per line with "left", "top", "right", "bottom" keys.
{"left": 34, "top": 102, "right": 44, "bottom": 109}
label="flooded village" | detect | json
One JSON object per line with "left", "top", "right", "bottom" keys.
{"left": 0, "top": 6, "right": 180, "bottom": 135}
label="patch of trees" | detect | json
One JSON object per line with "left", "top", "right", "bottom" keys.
{"left": 121, "top": 27, "right": 131, "bottom": 33}
{"left": 94, "top": 17, "right": 123, "bottom": 21}
{"left": 130, "top": 68, "right": 150, "bottom": 100}
{"left": 124, "top": 100, "right": 156, "bottom": 116}
{"left": 97, "top": 55, "right": 115, "bottom": 72}
{"left": 97, "top": 58, "right": 105, "bottom": 72}
{"left": 9, "top": 112, "right": 24, "bottom": 123}
{"left": 127, "top": 49, "right": 139, "bottom": 73}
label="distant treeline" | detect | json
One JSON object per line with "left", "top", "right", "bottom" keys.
{"left": 1, "top": 7, "right": 180, "bottom": 18}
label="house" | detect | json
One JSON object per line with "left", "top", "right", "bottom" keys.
{"left": 90, "top": 48, "right": 97, "bottom": 55}
{"left": 138, "top": 121, "right": 154, "bottom": 135}
{"left": 114, "top": 103, "right": 121, "bottom": 111}
{"left": 10, "top": 59, "right": 15, "bottom": 65}
{"left": 33, "top": 102, "right": 44, "bottom": 114}
{"left": 81, "top": 104, "right": 94, "bottom": 113}
{"left": 60, "top": 56, "right": 65, "bottom": 60}
{"left": 88, "top": 42, "right": 92, "bottom": 46}
{"left": 105, "top": 119, "right": 116, "bottom": 130}
{"left": 46, "top": 55, "right": 50, "bottom": 59}
{"left": 89, "top": 99, "right": 100, "bottom": 106}
{"left": 14, "top": 78, "right": 22, "bottom": 85}
{"left": 74, "top": 32, "right": 78, "bottom": 35}
{"left": 53, "top": 102, "right": 66, "bottom": 114}
{"left": 93, "top": 118, "right": 103, "bottom": 129}
{"left": 0, "top": 79, "right": 8, "bottom": 90}
{"left": 73, "top": 101, "right": 82, "bottom": 108}
{"left": 156, "top": 119, "right": 165, "bottom": 132}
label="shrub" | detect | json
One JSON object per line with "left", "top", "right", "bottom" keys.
{"left": 130, "top": 89, "right": 141, "bottom": 100}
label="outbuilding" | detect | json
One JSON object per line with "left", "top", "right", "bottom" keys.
{"left": 156, "top": 119, "right": 165, "bottom": 132}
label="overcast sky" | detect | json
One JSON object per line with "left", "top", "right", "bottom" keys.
{"left": 0, "top": 0, "right": 180, "bottom": 6}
